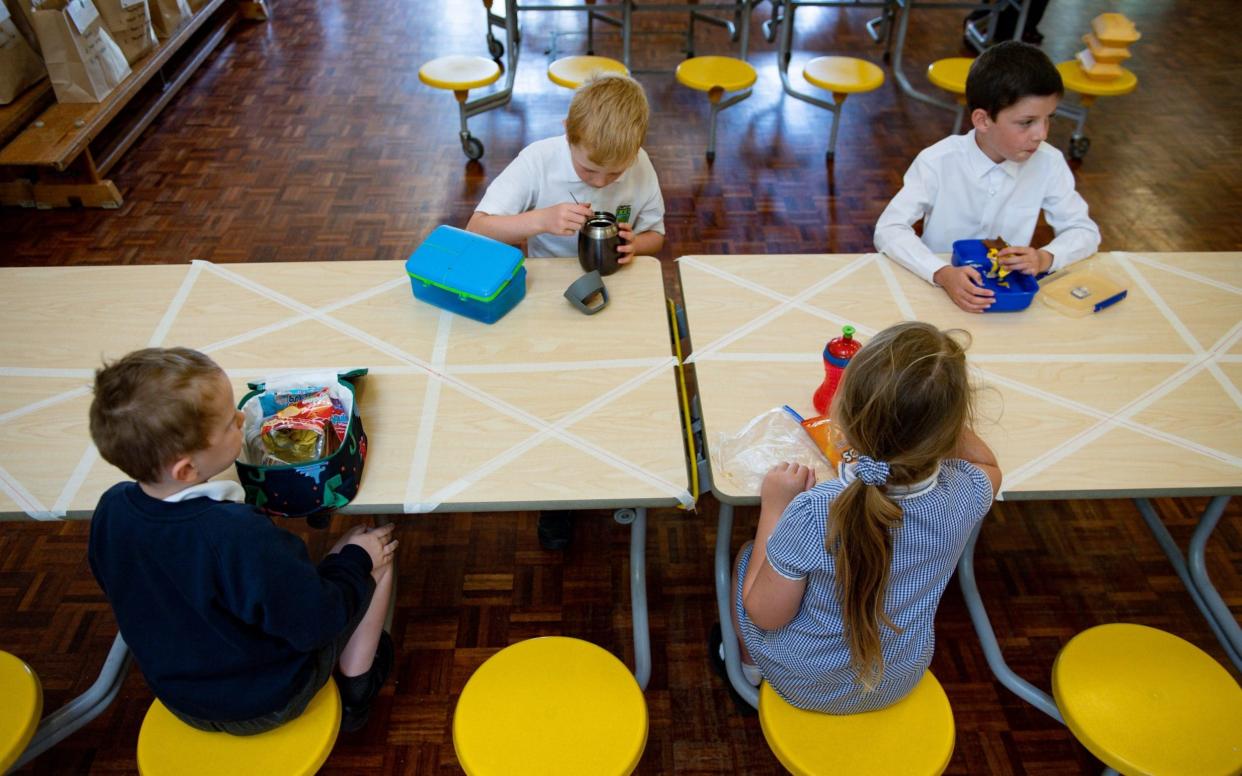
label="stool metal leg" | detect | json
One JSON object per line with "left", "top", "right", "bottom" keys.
{"left": 15, "top": 633, "right": 133, "bottom": 770}
{"left": 714, "top": 501, "right": 759, "bottom": 708}
{"left": 1135, "top": 496, "right": 1242, "bottom": 670}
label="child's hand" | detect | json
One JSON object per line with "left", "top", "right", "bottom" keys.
{"left": 616, "top": 221, "right": 636, "bottom": 263}
{"left": 934, "top": 265, "right": 995, "bottom": 313}
{"left": 329, "top": 524, "right": 367, "bottom": 555}
{"left": 761, "top": 462, "right": 816, "bottom": 510}
{"left": 345, "top": 523, "right": 398, "bottom": 571}
{"left": 539, "top": 202, "right": 593, "bottom": 237}
{"left": 998, "top": 246, "right": 1052, "bottom": 275}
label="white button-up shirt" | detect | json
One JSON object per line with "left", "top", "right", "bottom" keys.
{"left": 874, "top": 130, "right": 1101, "bottom": 284}
{"left": 475, "top": 135, "right": 665, "bottom": 259}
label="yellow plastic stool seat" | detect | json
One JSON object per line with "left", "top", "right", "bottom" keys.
{"left": 675, "top": 56, "right": 757, "bottom": 94}
{"left": 1052, "top": 623, "right": 1242, "bottom": 776}
{"left": 926, "top": 57, "right": 973, "bottom": 96}
{"left": 803, "top": 56, "right": 885, "bottom": 95}
{"left": 0, "top": 651, "right": 42, "bottom": 773}
{"left": 548, "top": 55, "right": 629, "bottom": 89}
{"left": 419, "top": 55, "right": 502, "bottom": 91}
{"left": 1056, "top": 60, "right": 1138, "bottom": 98}
{"left": 759, "top": 672, "right": 955, "bottom": 776}
{"left": 137, "top": 677, "right": 341, "bottom": 776}
{"left": 453, "top": 637, "right": 647, "bottom": 776}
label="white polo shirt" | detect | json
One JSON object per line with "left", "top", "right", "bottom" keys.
{"left": 874, "top": 130, "right": 1101, "bottom": 284}
{"left": 475, "top": 135, "right": 666, "bottom": 259}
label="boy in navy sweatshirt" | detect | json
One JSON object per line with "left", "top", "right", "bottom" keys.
{"left": 87, "top": 347, "right": 396, "bottom": 734}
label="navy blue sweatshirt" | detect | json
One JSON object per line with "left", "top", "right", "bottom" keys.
{"left": 88, "top": 483, "right": 374, "bottom": 721}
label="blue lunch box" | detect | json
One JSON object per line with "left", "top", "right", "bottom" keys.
{"left": 405, "top": 225, "right": 527, "bottom": 324}
{"left": 950, "top": 239, "right": 1040, "bottom": 312}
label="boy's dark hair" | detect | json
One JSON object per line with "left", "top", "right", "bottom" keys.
{"left": 965, "top": 40, "right": 1063, "bottom": 119}
{"left": 90, "top": 348, "right": 226, "bottom": 483}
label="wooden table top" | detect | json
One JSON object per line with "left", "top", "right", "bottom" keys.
{"left": 680, "top": 252, "right": 1242, "bottom": 502}
{"left": 0, "top": 257, "right": 690, "bottom": 519}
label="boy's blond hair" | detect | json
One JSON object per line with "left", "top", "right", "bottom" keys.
{"left": 90, "top": 348, "right": 226, "bottom": 483}
{"left": 565, "top": 73, "right": 649, "bottom": 168}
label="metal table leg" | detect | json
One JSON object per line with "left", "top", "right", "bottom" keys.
{"left": 714, "top": 501, "right": 760, "bottom": 708}
{"left": 1135, "top": 496, "right": 1241, "bottom": 670}
{"left": 957, "top": 521, "right": 1064, "bottom": 722}
{"left": 617, "top": 506, "right": 651, "bottom": 689}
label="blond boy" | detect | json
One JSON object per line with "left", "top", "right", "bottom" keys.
{"left": 467, "top": 73, "right": 665, "bottom": 261}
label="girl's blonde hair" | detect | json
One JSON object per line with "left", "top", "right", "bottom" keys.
{"left": 565, "top": 73, "right": 649, "bottom": 167}
{"left": 828, "top": 321, "right": 973, "bottom": 691}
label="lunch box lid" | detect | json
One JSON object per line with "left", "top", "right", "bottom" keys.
{"left": 405, "top": 225, "right": 525, "bottom": 302}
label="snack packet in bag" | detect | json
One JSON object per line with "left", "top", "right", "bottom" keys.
{"left": 714, "top": 406, "right": 833, "bottom": 494}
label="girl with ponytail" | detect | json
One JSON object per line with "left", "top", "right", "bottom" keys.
{"left": 729, "top": 321, "right": 1002, "bottom": 712}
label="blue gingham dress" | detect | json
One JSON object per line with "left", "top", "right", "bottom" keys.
{"left": 735, "top": 458, "right": 994, "bottom": 713}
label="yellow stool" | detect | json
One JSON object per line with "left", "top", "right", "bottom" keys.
{"left": 801, "top": 56, "right": 885, "bottom": 162}
{"left": 418, "top": 55, "right": 503, "bottom": 161}
{"left": 136, "top": 677, "right": 341, "bottom": 776}
{"left": 453, "top": 636, "right": 647, "bottom": 775}
{"left": 674, "top": 56, "right": 758, "bottom": 163}
{"left": 1055, "top": 60, "right": 1138, "bottom": 159}
{"left": 759, "top": 671, "right": 955, "bottom": 776}
{"left": 547, "top": 55, "right": 629, "bottom": 90}
{"left": 0, "top": 651, "right": 42, "bottom": 773}
{"left": 927, "top": 57, "right": 973, "bottom": 134}
{"left": 1052, "top": 623, "right": 1242, "bottom": 776}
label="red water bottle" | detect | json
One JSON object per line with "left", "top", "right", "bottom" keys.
{"left": 812, "top": 325, "right": 862, "bottom": 415}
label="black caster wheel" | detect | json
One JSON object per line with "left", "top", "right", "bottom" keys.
{"left": 1068, "top": 136, "right": 1090, "bottom": 160}
{"left": 706, "top": 150, "right": 715, "bottom": 163}
{"left": 882, "top": 51, "right": 891, "bottom": 64}
{"left": 462, "top": 136, "right": 484, "bottom": 161}
{"left": 487, "top": 36, "right": 504, "bottom": 60}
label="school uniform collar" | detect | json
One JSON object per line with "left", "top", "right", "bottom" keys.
{"left": 163, "top": 480, "right": 245, "bottom": 503}
{"left": 963, "top": 130, "right": 1022, "bottom": 180}
{"left": 837, "top": 461, "right": 938, "bottom": 500}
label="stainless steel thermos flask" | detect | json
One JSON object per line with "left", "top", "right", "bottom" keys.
{"left": 577, "top": 211, "right": 622, "bottom": 276}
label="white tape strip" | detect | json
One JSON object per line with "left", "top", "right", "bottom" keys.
{"left": 447, "top": 357, "right": 671, "bottom": 374}
{"left": 971, "top": 353, "right": 1194, "bottom": 364}
{"left": 403, "top": 310, "right": 453, "bottom": 512}
{"left": 685, "top": 254, "right": 879, "bottom": 364}
{"left": 0, "top": 385, "right": 91, "bottom": 424}
{"left": 0, "top": 368, "right": 95, "bottom": 378}
{"left": 418, "top": 356, "right": 692, "bottom": 511}
{"left": 1001, "top": 347, "right": 1238, "bottom": 491}
{"left": 875, "top": 256, "right": 917, "bottom": 322}
{"left": 977, "top": 364, "right": 1240, "bottom": 468}
{"left": 1121, "top": 252, "right": 1242, "bottom": 297}
{"left": 52, "top": 445, "right": 98, "bottom": 516}
{"left": 147, "top": 262, "right": 203, "bottom": 347}
{"left": 0, "top": 462, "right": 56, "bottom": 520}
{"left": 198, "top": 262, "right": 692, "bottom": 510}
{"left": 1118, "top": 254, "right": 1242, "bottom": 412}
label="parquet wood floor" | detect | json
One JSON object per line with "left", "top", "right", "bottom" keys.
{"left": 2, "top": 0, "right": 1240, "bottom": 773}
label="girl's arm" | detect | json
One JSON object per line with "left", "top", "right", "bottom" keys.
{"left": 954, "top": 427, "right": 1002, "bottom": 497}
{"left": 743, "top": 463, "right": 814, "bottom": 630}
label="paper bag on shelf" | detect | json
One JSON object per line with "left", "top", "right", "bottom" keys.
{"left": 146, "top": 0, "right": 187, "bottom": 39}
{"left": 2, "top": 0, "right": 41, "bottom": 52}
{"left": 94, "top": 0, "right": 156, "bottom": 65}
{"left": 31, "top": 0, "right": 130, "bottom": 102}
{"left": 1, "top": 0, "right": 47, "bottom": 103}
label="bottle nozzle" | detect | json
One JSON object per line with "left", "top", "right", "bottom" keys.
{"left": 842, "top": 325, "right": 856, "bottom": 338}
